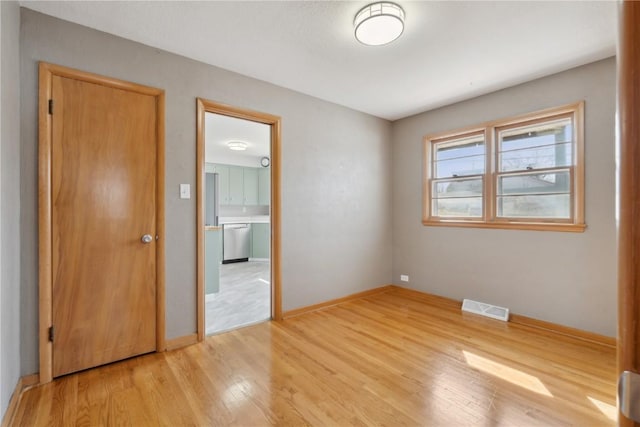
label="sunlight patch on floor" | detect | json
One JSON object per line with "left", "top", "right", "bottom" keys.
{"left": 587, "top": 396, "right": 617, "bottom": 421}
{"left": 223, "top": 378, "right": 254, "bottom": 407}
{"left": 462, "top": 350, "right": 553, "bottom": 397}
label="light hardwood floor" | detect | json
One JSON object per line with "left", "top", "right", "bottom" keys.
{"left": 11, "top": 288, "right": 616, "bottom": 426}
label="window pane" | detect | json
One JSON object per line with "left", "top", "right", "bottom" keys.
{"left": 434, "top": 134, "right": 485, "bottom": 178}
{"left": 434, "top": 178, "right": 483, "bottom": 198}
{"left": 435, "top": 155, "right": 485, "bottom": 178}
{"left": 433, "top": 197, "right": 483, "bottom": 218}
{"left": 497, "top": 171, "right": 570, "bottom": 196}
{"left": 500, "top": 117, "right": 573, "bottom": 152}
{"left": 435, "top": 135, "right": 484, "bottom": 161}
{"left": 497, "top": 194, "right": 570, "bottom": 218}
{"left": 500, "top": 142, "right": 572, "bottom": 172}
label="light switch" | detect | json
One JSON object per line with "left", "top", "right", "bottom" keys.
{"left": 180, "top": 184, "right": 191, "bottom": 199}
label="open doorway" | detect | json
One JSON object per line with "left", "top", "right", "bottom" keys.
{"left": 196, "top": 99, "right": 281, "bottom": 340}
{"left": 204, "top": 114, "right": 270, "bottom": 334}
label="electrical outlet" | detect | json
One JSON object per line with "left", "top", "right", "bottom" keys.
{"left": 400, "top": 274, "right": 409, "bottom": 282}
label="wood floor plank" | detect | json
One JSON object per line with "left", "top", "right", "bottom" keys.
{"left": 11, "top": 289, "right": 616, "bottom": 426}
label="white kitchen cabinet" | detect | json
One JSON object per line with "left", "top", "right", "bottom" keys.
{"left": 258, "top": 167, "right": 270, "bottom": 206}
{"left": 212, "top": 164, "right": 230, "bottom": 205}
{"left": 210, "top": 164, "right": 264, "bottom": 206}
{"left": 243, "top": 168, "right": 258, "bottom": 205}
{"left": 251, "top": 223, "right": 270, "bottom": 259}
{"left": 227, "top": 166, "right": 244, "bottom": 205}
{"left": 205, "top": 228, "right": 222, "bottom": 294}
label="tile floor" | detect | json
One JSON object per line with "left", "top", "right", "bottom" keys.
{"left": 205, "top": 260, "right": 271, "bottom": 335}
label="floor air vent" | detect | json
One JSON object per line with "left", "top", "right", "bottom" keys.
{"left": 461, "top": 299, "right": 510, "bottom": 321}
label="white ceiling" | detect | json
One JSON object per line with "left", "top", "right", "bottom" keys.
{"left": 205, "top": 112, "right": 270, "bottom": 167}
{"left": 21, "top": 1, "right": 617, "bottom": 121}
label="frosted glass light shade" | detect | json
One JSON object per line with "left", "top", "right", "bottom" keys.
{"left": 354, "top": 2, "right": 405, "bottom": 46}
{"left": 227, "top": 141, "right": 248, "bottom": 151}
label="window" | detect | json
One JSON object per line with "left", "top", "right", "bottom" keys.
{"left": 423, "top": 102, "right": 585, "bottom": 232}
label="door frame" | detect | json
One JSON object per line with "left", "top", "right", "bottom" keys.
{"left": 618, "top": 3, "right": 640, "bottom": 425}
{"left": 196, "top": 98, "right": 282, "bottom": 341}
{"left": 38, "top": 62, "right": 166, "bottom": 383}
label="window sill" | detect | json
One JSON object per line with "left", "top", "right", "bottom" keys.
{"left": 422, "top": 220, "right": 586, "bottom": 233}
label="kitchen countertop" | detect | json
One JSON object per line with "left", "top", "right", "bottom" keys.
{"left": 218, "top": 216, "right": 270, "bottom": 224}
{"left": 204, "top": 226, "right": 222, "bottom": 231}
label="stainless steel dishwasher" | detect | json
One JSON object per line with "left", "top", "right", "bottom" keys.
{"left": 222, "top": 223, "right": 251, "bottom": 264}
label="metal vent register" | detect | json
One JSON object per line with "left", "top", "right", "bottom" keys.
{"left": 461, "top": 299, "right": 510, "bottom": 322}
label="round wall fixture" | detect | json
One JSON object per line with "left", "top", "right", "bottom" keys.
{"left": 354, "top": 2, "right": 405, "bottom": 46}
{"left": 260, "top": 156, "right": 270, "bottom": 167}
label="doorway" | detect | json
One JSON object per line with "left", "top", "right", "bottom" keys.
{"left": 38, "top": 63, "right": 166, "bottom": 382}
{"left": 196, "top": 99, "right": 281, "bottom": 340}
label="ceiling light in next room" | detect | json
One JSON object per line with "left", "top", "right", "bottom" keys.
{"left": 227, "top": 141, "right": 248, "bottom": 151}
{"left": 354, "top": 2, "right": 405, "bottom": 46}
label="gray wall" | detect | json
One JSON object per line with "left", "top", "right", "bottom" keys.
{"left": 16, "top": 7, "right": 615, "bottom": 381}
{"left": 1, "top": 0, "right": 22, "bottom": 418}
{"left": 19, "top": 10, "right": 393, "bottom": 375}
{"left": 391, "top": 58, "right": 617, "bottom": 337}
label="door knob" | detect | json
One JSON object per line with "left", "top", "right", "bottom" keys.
{"left": 141, "top": 234, "right": 153, "bottom": 244}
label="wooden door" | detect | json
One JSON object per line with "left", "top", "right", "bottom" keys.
{"left": 47, "top": 69, "right": 161, "bottom": 377}
{"left": 619, "top": 2, "right": 640, "bottom": 425}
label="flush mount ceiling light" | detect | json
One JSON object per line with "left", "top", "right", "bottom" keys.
{"left": 354, "top": 2, "right": 405, "bottom": 46}
{"left": 227, "top": 141, "right": 248, "bottom": 151}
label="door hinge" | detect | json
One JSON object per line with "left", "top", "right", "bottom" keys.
{"left": 620, "top": 370, "right": 640, "bottom": 422}
{"left": 48, "top": 99, "right": 53, "bottom": 115}
{"left": 48, "top": 326, "right": 54, "bottom": 342}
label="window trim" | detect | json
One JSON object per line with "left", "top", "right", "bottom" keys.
{"left": 423, "top": 102, "right": 585, "bottom": 232}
